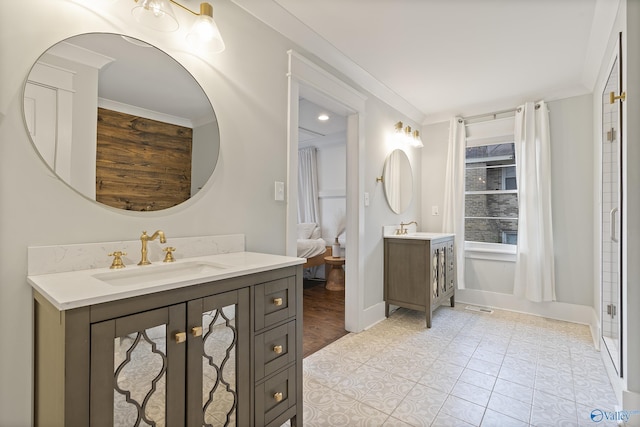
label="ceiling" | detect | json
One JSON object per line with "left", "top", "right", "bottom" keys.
{"left": 298, "top": 98, "right": 347, "bottom": 144}
{"left": 232, "top": 0, "right": 619, "bottom": 123}
{"left": 66, "top": 33, "right": 213, "bottom": 125}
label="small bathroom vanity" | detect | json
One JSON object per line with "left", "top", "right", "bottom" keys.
{"left": 384, "top": 231, "right": 456, "bottom": 328}
{"left": 28, "top": 235, "right": 304, "bottom": 427}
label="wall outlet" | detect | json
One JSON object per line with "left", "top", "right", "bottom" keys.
{"left": 274, "top": 181, "right": 285, "bottom": 201}
{"left": 432, "top": 205, "right": 439, "bottom": 216}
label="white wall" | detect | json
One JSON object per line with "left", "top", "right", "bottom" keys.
{"left": 191, "top": 120, "right": 220, "bottom": 196}
{"left": 42, "top": 54, "right": 100, "bottom": 198}
{"left": 364, "top": 101, "right": 422, "bottom": 309}
{"left": 0, "top": 1, "right": 422, "bottom": 424}
{"left": 421, "top": 94, "right": 594, "bottom": 309}
{"left": 316, "top": 140, "right": 346, "bottom": 247}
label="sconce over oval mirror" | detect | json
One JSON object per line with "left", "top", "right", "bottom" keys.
{"left": 23, "top": 32, "right": 220, "bottom": 211}
{"left": 382, "top": 149, "right": 413, "bottom": 214}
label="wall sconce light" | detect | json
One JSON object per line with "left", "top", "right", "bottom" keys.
{"left": 394, "top": 121, "right": 423, "bottom": 148}
{"left": 132, "top": 0, "right": 179, "bottom": 31}
{"left": 412, "top": 129, "right": 423, "bottom": 148}
{"left": 132, "top": 0, "right": 225, "bottom": 53}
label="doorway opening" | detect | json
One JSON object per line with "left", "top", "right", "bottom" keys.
{"left": 286, "top": 50, "right": 367, "bottom": 356}
{"left": 297, "top": 97, "right": 349, "bottom": 356}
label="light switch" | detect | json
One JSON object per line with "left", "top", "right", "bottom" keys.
{"left": 432, "top": 205, "right": 439, "bottom": 216}
{"left": 364, "top": 192, "right": 370, "bottom": 206}
{"left": 275, "top": 181, "right": 285, "bottom": 201}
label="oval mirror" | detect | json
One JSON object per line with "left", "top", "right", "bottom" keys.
{"left": 23, "top": 33, "right": 219, "bottom": 211}
{"left": 382, "top": 149, "right": 413, "bottom": 214}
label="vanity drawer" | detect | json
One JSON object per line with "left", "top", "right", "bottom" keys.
{"left": 255, "top": 321, "right": 296, "bottom": 380}
{"left": 254, "top": 277, "right": 296, "bottom": 331}
{"left": 255, "top": 365, "right": 297, "bottom": 426}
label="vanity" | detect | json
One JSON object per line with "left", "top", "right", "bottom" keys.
{"left": 23, "top": 31, "right": 302, "bottom": 427}
{"left": 28, "top": 235, "right": 304, "bottom": 427}
{"left": 384, "top": 230, "right": 456, "bottom": 328}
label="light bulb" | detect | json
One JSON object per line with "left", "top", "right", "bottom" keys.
{"left": 150, "top": 2, "right": 163, "bottom": 17}
{"left": 186, "top": 3, "right": 226, "bottom": 53}
{"left": 132, "top": 0, "right": 178, "bottom": 32}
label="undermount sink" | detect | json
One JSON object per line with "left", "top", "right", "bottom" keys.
{"left": 93, "top": 261, "right": 229, "bottom": 287}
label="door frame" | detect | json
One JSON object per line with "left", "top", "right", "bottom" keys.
{"left": 286, "top": 50, "right": 367, "bottom": 332}
{"left": 599, "top": 32, "right": 624, "bottom": 377}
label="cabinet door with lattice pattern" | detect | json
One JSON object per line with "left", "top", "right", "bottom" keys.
{"left": 186, "top": 288, "right": 250, "bottom": 427}
{"left": 90, "top": 304, "right": 186, "bottom": 427}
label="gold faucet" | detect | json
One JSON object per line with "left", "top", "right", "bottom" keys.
{"left": 138, "top": 230, "right": 167, "bottom": 265}
{"left": 396, "top": 221, "right": 418, "bottom": 235}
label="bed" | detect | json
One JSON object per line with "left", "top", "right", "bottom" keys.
{"left": 297, "top": 223, "right": 330, "bottom": 268}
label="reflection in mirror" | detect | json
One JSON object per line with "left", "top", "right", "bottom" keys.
{"left": 382, "top": 149, "right": 413, "bottom": 214}
{"left": 23, "top": 33, "right": 219, "bottom": 211}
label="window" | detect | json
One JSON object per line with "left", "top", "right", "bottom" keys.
{"left": 465, "top": 142, "right": 518, "bottom": 246}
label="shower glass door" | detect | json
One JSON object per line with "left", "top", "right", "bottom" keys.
{"left": 601, "top": 39, "right": 623, "bottom": 375}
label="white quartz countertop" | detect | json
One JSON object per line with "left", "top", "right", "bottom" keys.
{"left": 384, "top": 232, "right": 455, "bottom": 240}
{"left": 28, "top": 252, "right": 305, "bottom": 311}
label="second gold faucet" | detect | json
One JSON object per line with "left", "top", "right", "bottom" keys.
{"left": 397, "top": 221, "right": 418, "bottom": 235}
{"left": 138, "top": 230, "right": 166, "bottom": 265}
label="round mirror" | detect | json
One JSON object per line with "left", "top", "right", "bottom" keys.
{"left": 23, "top": 33, "right": 219, "bottom": 211}
{"left": 382, "top": 149, "right": 413, "bottom": 214}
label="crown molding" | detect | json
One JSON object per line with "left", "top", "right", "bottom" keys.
{"left": 231, "top": 0, "right": 425, "bottom": 124}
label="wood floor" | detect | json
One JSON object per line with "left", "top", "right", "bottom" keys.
{"left": 303, "top": 279, "right": 348, "bottom": 358}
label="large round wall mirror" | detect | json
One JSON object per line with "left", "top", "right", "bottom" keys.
{"left": 23, "top": 33, "right": 220, "bottom": 211}
{"left": 382, "top": 149, "right": 413, "bottom": 214}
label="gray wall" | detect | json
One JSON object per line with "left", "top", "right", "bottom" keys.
{"left": 420, "top": 94, "right": 594, "bottom": 306}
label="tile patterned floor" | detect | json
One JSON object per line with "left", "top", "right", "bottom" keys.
{"left": 300, "top": 306, "right": 620, "bottom": 426}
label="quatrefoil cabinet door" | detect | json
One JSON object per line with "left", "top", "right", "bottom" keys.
{"left": 90, "top": 304, "right": 187, "bottom": 427}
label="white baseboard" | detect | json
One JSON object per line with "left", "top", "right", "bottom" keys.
{"left": 601, "top": 345, "right": 623, "bottom": 404}
{"left": 359, "top": 290, "right": 601, "bottom": 346}
{"left": 590, "top": 308, "right": 601, "bottom": 349}
{"left": 456, "top": 288, "right": 597, "bottom": 330}
{"left": 360, "top": 301, "right": 386, "bottom": 331}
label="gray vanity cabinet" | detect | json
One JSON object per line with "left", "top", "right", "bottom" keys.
{"left": 384, "top": 236, "right": 455, "bottom": 328}
{"left": 89, "top": 289, "right": 250, "bottom": 427}
{"left": 33, "top": 266, "right": 302, "bottom": 427}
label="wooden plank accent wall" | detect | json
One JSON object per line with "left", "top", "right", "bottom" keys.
{"left": 96, "top": 108, "right": 193, "bottom": 211}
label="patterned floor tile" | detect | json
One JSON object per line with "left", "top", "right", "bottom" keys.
{"left": 439, "top": 395, "right": 486, "bottom": 426}
{"left": 339, "top": 401, "right": 391, "bottom": 426}
{"left": 487, "top": 392, "right": 531, "bottom": 423}
{"left": 529, "top": 404, "right": 578, "bottom": 426}
{"left": 391, "top": 384, "right": 446, "bottom": 426}
{"left": 431, "top": 412, "right": 476, "bottom": 427}
{"left": 458, "top": 368, "right": 497, "bottom": 391}
{"left": 466, "top": 357, "right": 501, "bottom": 377}
{"left": 298, "top": 306, "right": 618, "bottom": 427}
{"left": 480, "top": 409, "right": 528, "bottom": 427}
{"left": 418, "top": 370, "right": 459, "bottom": 394}
{"left": 451, "top": 380, "right": 492, "bottom": 407}
{"left": 492, "top": 378, "right": 534, "bottom": 404}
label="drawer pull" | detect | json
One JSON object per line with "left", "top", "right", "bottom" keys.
{"left": 175, "top": 332, "right": 187, "bottom": 344}
{"left": 273, "top": 345, "right": 283, "bottom": 354}
{"left": 273, "top": 392, "right": 283, "bottom": 402}
{"left": 191, "top": 326, "right": 203, "bottom": 337}
{"left": 273, "top": 297, "right": 283, "bottom": 306}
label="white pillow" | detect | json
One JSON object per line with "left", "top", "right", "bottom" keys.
{"left": 310, "top": 225, "right": 321, "bottom": 240}
{"left": 297, "top": 223, "right": 317, "bottom": 239}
